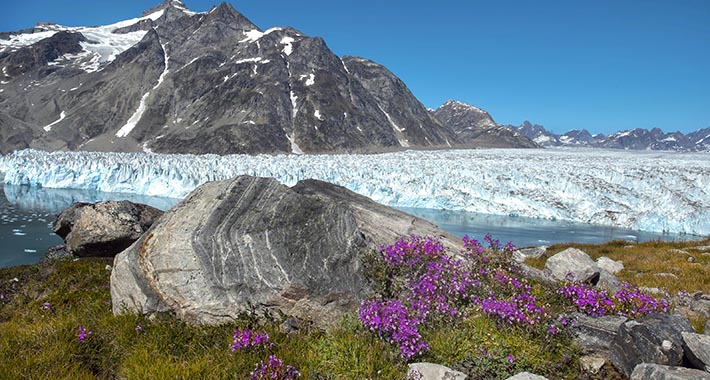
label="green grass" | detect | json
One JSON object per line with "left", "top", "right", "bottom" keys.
{"left": 525, "top": 238, "right": 710, "bottom": 296}
{"left": 0, "top": 253, "right": 642, "bottom": 380}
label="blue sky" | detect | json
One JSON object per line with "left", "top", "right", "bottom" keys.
{"left": 3, "top": 0, "right": 709, "bottom": 135}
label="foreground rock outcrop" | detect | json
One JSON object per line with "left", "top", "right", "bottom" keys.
{"left": 609, "top": 313, "right": 695, "bottom": 377}
{"left": 110, "top": 176, "right": 458, "bottom": 325}
{"left": 53, "top": 200, "right": 163, "bottom": 257}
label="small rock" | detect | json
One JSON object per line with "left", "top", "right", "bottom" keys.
{"left": 674, "top": 292, "right": 710, "bottom": 322}
{"left": 654, "top": 273, "right": 679, "bottom": 280}
{"left": 596, "top": 256, "right": 624, "bottom": 274}
{"left": 513, "top": 246, "right": 547, "bottom": 263}
{"left": 505, "top": 372, "right": 549, "bottom": 380}
{"left": 705, "top": 320, "right": 710, "bottom": 335}
{"left": 610, "top": 313, "right": 695, "bottom": 377}
{"left": 597, "top": 269, "right": 624, "bottom": 293}
{"left": 630, "top": 363, "right": 710, "bottom": 380}
{"left": 41, "top": 244, "right": 74, "bottom": 262}
{"left": 688, "top": 256, "right": 695, "bottom": 263}
{"left": 580, "top": 354, "right": 607, "bottom": 374}
{"left": 407, "top": 363, "right": 467, "bottom": 380}
{"left": 545, "top": 248, "right": 600, "bottom": 284}
{"left": 682, "top": 332, "right": 710, "bottom": 372}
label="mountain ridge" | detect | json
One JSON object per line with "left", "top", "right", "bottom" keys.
{"left": 0, "top": 1, "right": 476, "bottom": 154}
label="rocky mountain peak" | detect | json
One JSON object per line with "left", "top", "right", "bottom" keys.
{"left": 203, "top": 2, "right": 258, "bottom": 31}
{"left": 141, "top": 0, "right": 190, "bottom": 17}
{"left": 432, "top": 100, "right": 538, "bottom": 148}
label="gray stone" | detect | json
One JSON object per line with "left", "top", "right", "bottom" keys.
{"left": 596, "top": 256, "right": 624, "bottom": 274}
{"left": 597, "top": 268, "right": 625, "bottom": 293}
{"left": 407, "top": 363, "right": 467, "bottom": 380}
{"left": 544, "top": 247, "right": 600, "bottom": 283}
{"left": 705, "top": 320, "right": 710, "bottom": 335}
{"left": 42, "top": 245, "right": 73, "bottom": 262}
{"left": 111, "top": 176, "right": 460, "bottom": 326}
{"left": 513, "top": 246, "right": 547, "bottom": 263}
{"left": 516, "top": 262, "right": 555, "bottom": 285}
{"left": 674, "top": 292, "right": 710, "bottom": 322}
{"left": 630, "top": 364, "right": 710, "bottom": 380}
{"left": 609, "top": 313, "right": 695, "bottom": 377}
{"left": 682, "top": 332, "right": 710, "bottom": 372}
{"left": 504, "top": 372, "right": 549, "bottom": 380}
{"left": 569, "top": 312, "right": 628, "bottom": 355}
{"left": 580, "top": 354, "right": 607, "bottom": 374}
{"left": 54, "top": 201, "right": 163, "bottom": 257}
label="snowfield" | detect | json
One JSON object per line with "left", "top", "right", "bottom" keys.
{"left": 1, "top": 149, "right": 708, "bottom": 235}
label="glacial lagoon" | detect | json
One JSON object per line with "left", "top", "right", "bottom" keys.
{"left": 1, "top": 185, "right": 703, "bottom": 268}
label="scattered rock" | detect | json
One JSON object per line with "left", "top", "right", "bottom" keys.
{"left": 516, "top": 262, "right": 555, "bottom": 285}
{"left": 111, "top": 176, "right": 460, "bottom": 326}
{"left": 505, "top": 372, "right": 549, "bottom": 380}
{"left": 630, "top": 363, "right": 710, "bottom": 380}
{"left": 544, "top": 248, "right": 600, "bottom": 284}
{"left": 596, "top": 256, "right": 624, "bottom": 274}
{"left": 655, "top": 273, "right": 680, "bottom": 280}
{"left": 691, "top": 246, "right": 710, "bottom": 252}
{"left": 682, "top": 332, "right": 710, "bottom": 372}
{"left": 674, "top": 292, "right": 710, "bottom": 322}
{"left": 569, "top": 312, "right": 628, "bottom": 355}
{"left": 53, "top": 201, "right": 163, "bottom": 257}
{"left": 669, "top": 249, "right": 690, "bottom": 255}
{"left": 407, "top": 363, "right": 467, "bottom": 380}
{"left": 580, "top": 354, "right": 607, "bottom": 374}
{"left": 597, "top": 269, "right": 625, "bottom": 293}
{"left": 41, "top": 244, "right": 74, "bottom": 262}
{"left": 513, "top": 246, "right": 547, "bottom": 263}
{"left": 609, "top": 313, "right": 695, "bottom": 377}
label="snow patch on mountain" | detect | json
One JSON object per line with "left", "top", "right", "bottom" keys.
{"left": 43, "top": 111, "right": 66, "bottom": 132}
{"left": 2, "top": 149, "right": 707, "bottom": 235}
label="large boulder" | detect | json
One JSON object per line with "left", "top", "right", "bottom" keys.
{"left": 110, "top": 176, "right": 459, "bottom": 326}
{"left": 609, "top": 313, "right": 695, "bottom": 377}
{"left": 630, "top": 364, "right": 710, "bottom": 380}
{"left": 53, "top": 201, "right": 163, "bottom": 257}
{"left": 682, "top": 332, "right": 710, "bottom": 372}
{"left": 544, "top": 247, "right": 600, "bottom": 283}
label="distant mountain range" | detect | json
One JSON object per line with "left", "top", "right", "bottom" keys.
{"left": 509, "top": 120, "right": 710, "bottom": 151}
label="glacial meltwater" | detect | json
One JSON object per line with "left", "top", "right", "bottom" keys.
{"left": 0, "top": 185, "right": 704, "bottom": 268}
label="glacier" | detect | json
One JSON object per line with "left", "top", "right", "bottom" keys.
{"left": 1, "top": 149, "right": 708, "bottom": 236}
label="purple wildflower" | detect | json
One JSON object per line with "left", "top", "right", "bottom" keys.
{"left": 231, "top": 328, "right": 271, "bottom": 352}
{"left": 78, "top": 326, "right": 92, "bottom": 342}
{"left": 250, "top": 355, "right": 300, "bottom": 380}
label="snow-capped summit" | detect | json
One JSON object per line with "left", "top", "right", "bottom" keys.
{"left": 0, "top": 1, "right": 477, "bottom": 154}
{"left": 511, "top": 122, "right": 708, "bottom": 151}
{"left": 432, "top": 101, "right": 537, "bottom": 148}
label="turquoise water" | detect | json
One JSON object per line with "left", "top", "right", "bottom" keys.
{"left": 0, "top": 186, "right": 704, "bottom": 268}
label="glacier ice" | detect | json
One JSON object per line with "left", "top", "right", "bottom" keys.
{"left": 1, "top": 148, "right": 708, "bottom": 236}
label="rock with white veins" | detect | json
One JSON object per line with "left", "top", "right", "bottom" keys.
{"left": 110, "top": 175, "right": 459, "bottom": 325}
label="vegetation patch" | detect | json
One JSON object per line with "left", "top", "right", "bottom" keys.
{"left": 1, "top": 235, "right": 706, "bottom": 379}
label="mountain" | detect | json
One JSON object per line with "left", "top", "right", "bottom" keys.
{"left": 511, "top": 122, "right": 709, "bottom": 151}
{"left": 0, "top": 0, "right": 470, "bottom": 155}
{"left": 431, "top": 100, "right": 538, "bottom": 148}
